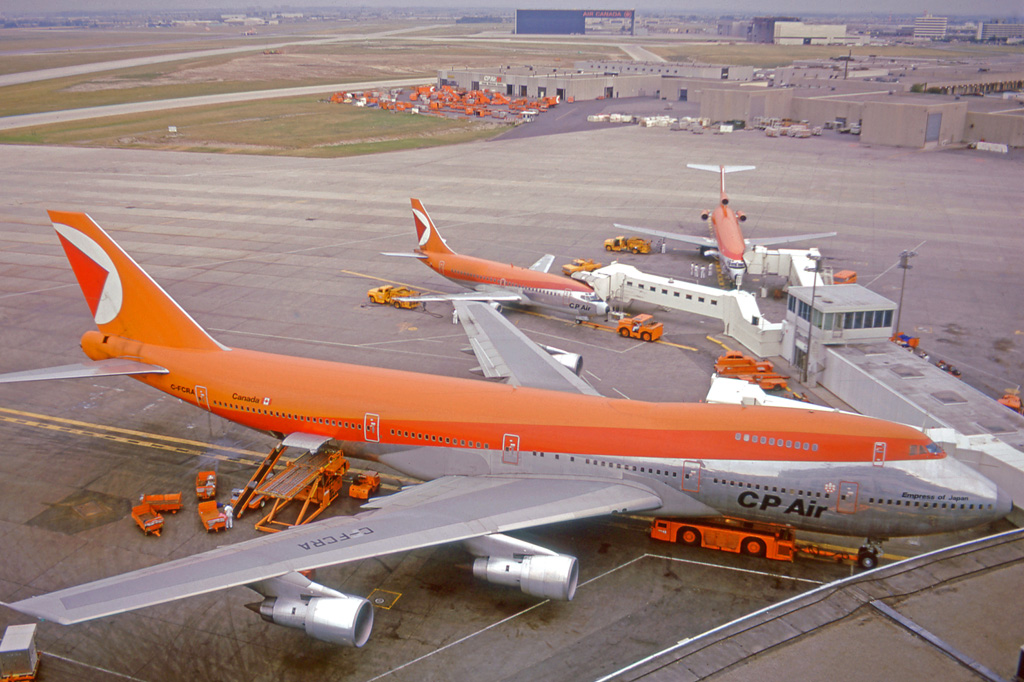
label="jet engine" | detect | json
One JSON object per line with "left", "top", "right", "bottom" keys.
{"left": 736, "top": 211, "right": 747, "bottom": 222}
{"left": 700, "top": 210, "right": 711, "bottom": 221}
{"left": 464, "top": 534, "right": 579, "bottom": 601}
{"left": 538, "top": 344, "right": 584, "bottom": 376}
{"left": 247, "top": 572, "right": 374, "bottom": 647}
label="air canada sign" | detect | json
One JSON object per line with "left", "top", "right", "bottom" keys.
{"left": 582, "top": 10, "right": 633, "bottom": 18}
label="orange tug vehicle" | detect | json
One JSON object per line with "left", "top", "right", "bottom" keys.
{"left": 651, "top": 519, "right": 796, "bottom": 561}
{"left": 617, "top": 314, "right": 663, "bottom": 342}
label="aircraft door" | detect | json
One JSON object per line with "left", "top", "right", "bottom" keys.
{"left": 195, "top": 385, "right": 210, "bottom": 410}
{"left": 873, "top": 442, "right": 886, "bottom": 467}
{"left": 682, "top": 461, "right": 702, "bottom": 493}
{"left": 501, "top": 434, "right": 520, "bottom": 465}
{"left": 837, "top": 481, "right": 859, "bottom": 514}
{"left": 438, "top": 260, "right": 445, "bottom": 276}
{"left": 364, "top": 413, "right": 380, "bottom": 442}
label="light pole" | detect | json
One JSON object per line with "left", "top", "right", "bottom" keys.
{"left": 894, "top": 250, "right": 917, "bottom": 334}
{"left": 802, "top": 254, "right": 823, "bottom": 384}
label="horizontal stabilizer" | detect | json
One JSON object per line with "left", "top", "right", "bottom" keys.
{"left": 380, "top": 252, "right": 429, "bottom": 259}
{"left": 687, "top": 164, "right": 756, "bottom": 174}
{"left": 0, "top": 358, "right": 168, "bottom": 384}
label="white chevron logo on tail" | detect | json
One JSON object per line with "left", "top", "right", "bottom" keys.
{"left": 53, "top": 222, "right": 123, "bottom": 325}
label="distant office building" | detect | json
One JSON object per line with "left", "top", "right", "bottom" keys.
{"left": 976, "top": 21, "right": 1024, "bottom": 41}
{"left": 914, "top": 14, "right": 948, "bottom": 39}
{"left": 514, "top": 9, "right": 634, "bottom": 36}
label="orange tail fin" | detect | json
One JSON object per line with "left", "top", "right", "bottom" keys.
{"left": 410, "top": 199, "right": 454, "bottom": 255}
{"left": 48, "top": 211, "right": 224, "bottom": 351}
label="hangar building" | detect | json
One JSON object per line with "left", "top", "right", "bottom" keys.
{"left": 514, "top": 9, "right": 635, "bottom": 36}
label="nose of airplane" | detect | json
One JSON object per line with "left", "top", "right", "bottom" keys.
{"left": 597, "top": 301, "right": 610, "bottom": 316}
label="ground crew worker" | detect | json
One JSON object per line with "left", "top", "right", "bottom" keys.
{"left": 452, "top": 307, "right": 459, "bottom": 325}
{"left": 223, "top": 503, "right": 234, "bottom": 529}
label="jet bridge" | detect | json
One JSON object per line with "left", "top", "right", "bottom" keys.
{"left": 579, "top": 263, "right": 784, "bottom": 357}
{"left": 746, "top": 246, "right": 825, "bottom": 287}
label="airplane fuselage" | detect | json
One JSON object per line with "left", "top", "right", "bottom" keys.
{"left": 424, "top": 251, "right": 610, "bottom": 317}
{"left": 83, "top": 330, "right": 1010, "bottom": 541}
{"left": 708, "top": 205, "right": 747, "bottom": 286}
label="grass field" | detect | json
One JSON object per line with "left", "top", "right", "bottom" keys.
{"left": 0, "top": 38, "right": 621, "bottom": 118}
{"left": 0, "top": 96, "right": 507, "bottom": 157}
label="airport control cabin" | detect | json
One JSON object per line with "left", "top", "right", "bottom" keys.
{"left": 783, "top": 284, "right": 896, "bottom": 384}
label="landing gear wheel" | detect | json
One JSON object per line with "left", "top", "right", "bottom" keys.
{"left": 741, "top": 537, "right": 767, "bottom": 558}
{"left": 857, "top": 548, "right": 879, "bottom": 569}
{"left": 679, "top": 527, "right": 701, "bottom": 546}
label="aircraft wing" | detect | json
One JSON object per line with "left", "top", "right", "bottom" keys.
{"left": 528, "top": 254, "right": 555, "bottom": 273}
{"left": 454, "top": 301, "right": 601, "bottom": 396}
{"left": 6, "top": 475, "right": 662, "bottom": 625}
{"left": 0, "top": 358, "right": 168, "bottom": 384}
{"left": 613, "top": 223, "right": 715, "bottom": 248}
{"left": 396, "top": 291, "right": 524, "bottom": 304}
{"left": 745, "top": 232, "right": 837, "bottom": 248}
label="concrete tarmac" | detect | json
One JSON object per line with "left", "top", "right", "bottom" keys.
{"left": 0, "top": 121, "right": 1019, "bottom": 681}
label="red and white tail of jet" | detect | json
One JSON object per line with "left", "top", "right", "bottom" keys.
{"left": 411, "top": 199, "right": 454, "bottom": 255}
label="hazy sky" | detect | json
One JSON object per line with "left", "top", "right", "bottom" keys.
{"left": 0, "top": 0, "right": 1019, "bottom": 19}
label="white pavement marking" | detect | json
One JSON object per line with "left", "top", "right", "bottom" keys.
{"left": 365, "top": 552, "right": 822, "bottom": 681}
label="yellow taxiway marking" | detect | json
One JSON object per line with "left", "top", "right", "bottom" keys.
{"left": 0, "top": 406, "right": 265, "bottom": 462}
{"left": 340, "top": 269, "right": 446, "bottom": 295}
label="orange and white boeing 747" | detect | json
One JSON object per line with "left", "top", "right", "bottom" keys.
{"left": 384, "top": 199, "right": 609, "bottom": 317}
{"left": 0, "top": 209, "right": 1009, "bottom": 649}
{"left": 620, "top": 164, "right": 836, "bottom": 287}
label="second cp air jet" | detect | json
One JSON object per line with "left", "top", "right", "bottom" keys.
{"left": 384, "top": 199, "right": 609, "bottom": 318}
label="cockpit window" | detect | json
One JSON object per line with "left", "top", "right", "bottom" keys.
{"left": 910, "top": 442, "right": 944, "bottom": 457}
{"left": 580, "top": 292, "right": 600, "bottom": 301}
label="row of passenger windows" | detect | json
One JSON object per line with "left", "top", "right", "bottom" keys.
{"left": 213, "top": 400, "right": 363, "bottom": 430}
{"left": 626, "top": 281, "right": 718, "bottom": 305}
{"left": 736, "top": 432, "right": 819, "bottom": 452}
{"left": 449, "top": 267, "right": 546, "bottom": 292}
{"left": 527, "top": 452, "right": 679, "bottom": 481}
{"left": 389, "top": 428, "right": 489, "bottom": 449}
{"left": 714, "top": 478, "right": 829, "bottom": 498}
{"left": 869, "top": 497, "right": 993, "bottom": 511}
